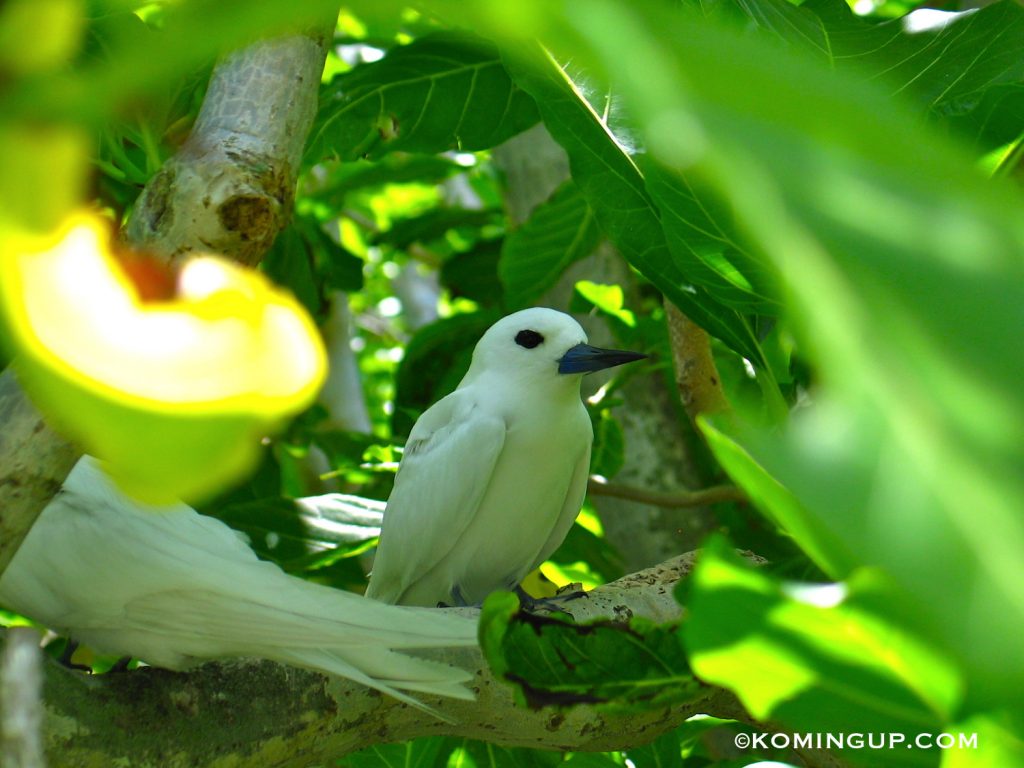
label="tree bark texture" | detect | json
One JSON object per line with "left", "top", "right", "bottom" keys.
{"left": 35, "top": 553, "right": 753, "bottom": 768}
{"left": 0, "top": 26, "right": 334, "bottom": 579}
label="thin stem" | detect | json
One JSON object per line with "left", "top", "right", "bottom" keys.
{"left": 587, "top": 476, "right": 747, "bottom": 508}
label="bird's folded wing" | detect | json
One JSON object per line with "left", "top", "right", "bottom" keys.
{"left": 528, "top": 443, "right": 592, "bottom": 573}
{"left": 366, "top": 394, "right": 506, "bottom": 604}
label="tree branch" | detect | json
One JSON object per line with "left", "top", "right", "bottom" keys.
{"left": 126, "top": 21, "right": 334, "bottom": 264}
{"left": 38, "top": 554, "right": 753, "bottom": 767}
{"left": 664, "top": 299, "right": 730, "bottom": 421}
{"left": 0, "top": 24, "right": 334, "bottom": 579}
{"left": 0, "top": 373, "right": 78, "bottom": 577}
{"left": 587, "top": 476, "right": 748, "bottom": 509}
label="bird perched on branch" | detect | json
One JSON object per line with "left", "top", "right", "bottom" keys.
{"left": 366, "top": 307, "right": 645, "bottom": 607}
{"left": 0, "top": 457, "right": 477, "bottom": 709}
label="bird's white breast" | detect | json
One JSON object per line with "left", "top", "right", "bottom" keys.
{"left": 400, "top": 381, "right": 591, "bottom": 606}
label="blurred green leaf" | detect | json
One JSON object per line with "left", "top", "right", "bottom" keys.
{"left": 700, "top": 417, "right": 854, "bottom": 578}
{"left": 574, "top": 282, "right": 635, "bottom": 328}
{"left": 0, "top": 123, "right": 89, "bottom": 233}
{"left": 309, "top": 31, "right": 540, "bottom": 162}
{"left": 3, "top": 0, "right": 346, "bottom": 123}
{"left": 683, "top": 539, "right": 959, "bottom": 765}
{"left": 498, "top": 180, "right": 601, "bottom": 308}
{"left": 561, "top": 0, "right": 1024, "bottom": 711}
{"left": 480, "top": 591, "right": 702, "bottom": 710}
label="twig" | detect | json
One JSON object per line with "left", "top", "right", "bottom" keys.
{"left": 587, "top": 476, "right": 747, "bottom": 508}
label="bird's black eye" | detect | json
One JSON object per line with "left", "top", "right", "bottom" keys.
{"left": 515, "top": 329, "right": 544, "bottom": 349}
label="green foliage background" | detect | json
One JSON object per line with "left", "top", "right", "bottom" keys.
{"left": 2, "top": 0, "right": 1024, "bottom": 765}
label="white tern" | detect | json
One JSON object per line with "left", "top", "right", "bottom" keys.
{"left": 0, "top": 456, "right": 477, "bottom": 707}
{"left": 366, "top": 308, "right": 644, "bottom": 607}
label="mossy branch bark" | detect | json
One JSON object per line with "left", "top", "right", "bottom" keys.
{"left": 36, "top": 554, "right": 752, "bottom": 768}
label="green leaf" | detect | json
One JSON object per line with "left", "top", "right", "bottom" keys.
{"left": 574, "top": 281, "right": 635, "bottom": 328}
{"left": 498, "top": 180, "right": 601, "bottom": 308}
{"left": 441, "top": 239, "right": 504, "bottom": 306}
{"left": 262, "top": 223, "right": 322, "bottom": 316}
{"left": 589, "top": 406, "right": 625, "bottom": 478}
{"left": 683, "top": 539, "right": 960, "bottom": 760}
{"left": 205, "top": 492, "right": 382, "bottom": 572}
{"left": 699, "top": 417, "right": 855, "bottom": 579}
{"left": 563, "top": 0, "right": 1024, "bottom": 709}
{"left": 640, "top": 157, "right": 780, "bottom": 314}
{"left": 479, "top": 591, "right": 702, "bottom": 710}
{"left": 501, "top": 45, "right": 770, "bottom": 370}
{"left": 340, "top": 736, "right": 448, "bottom": 768}
{"left": 392, "top": 311, "right": 498, "bottom": 436}
{"left": 374, "top": 207, "right": 501, "bottom": 248}
{"left": 312, "top": 155, "right": 464, "bottom": 206}
{"left": 448, "top": 740, "right": 565, "bottom": 768}
{"left": 309, "top": 31, "right": 540, "bottom": 162}
{"left": 294, "top": 215, "right": 365, "bottom": 294}
{"left": 621, "top": 727, "right": 681, "bottom": 768}
{"left": 728, "top": 0, "right": 1024, "bottom": 119}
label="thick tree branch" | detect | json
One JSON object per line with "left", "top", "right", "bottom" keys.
{"left": 0, "top": 373, "right": 78, "bottom": 577}
{"left": 38, "top": 554, "right": 753, "bottom": 767}
{"left": 0, "top": 25, "right": 334, "bottom": 578}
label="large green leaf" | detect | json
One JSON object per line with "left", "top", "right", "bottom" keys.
{"left": 717, "top": 0, "right": 1024, "bottom": 154}
{"left": 501, "top": 45, "right": 772, "bottom": 372}
{"left": 480, "top": 591, "right": 702, "bottom": 710}
{"left": 308, "top": 31, "right": 540, "bottom": 162}
{"left": 555, "top": 0, "right": 1024, "bottom": 708}
{"left": 728, "top": 0, "right": 1024, "bottom": 118}
{"left": 683, "top": 539, "right": 960, "bottom": 766}
{"left": 639, "top": 156, "right": 781, "bottom": 314}
{"left": 498, "top": 179, "right": 601, "bottom": 308}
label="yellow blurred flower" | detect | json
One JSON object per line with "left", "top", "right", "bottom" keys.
{"left": 0, "top": 212, "right": 327, "bottom": 503}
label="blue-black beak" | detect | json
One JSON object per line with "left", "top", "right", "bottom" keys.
{"left": 558, "top": 343, "right": 647, "bottom": 374}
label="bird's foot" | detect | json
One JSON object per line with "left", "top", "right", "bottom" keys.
{"left": 515, "top": 584, "right": 588, "bottom": 615}
{"left": 57, "top": 639, "right": 92, "bottom": 672}
{"left": 108, "top": 656, "right": 133, "bottom": 673}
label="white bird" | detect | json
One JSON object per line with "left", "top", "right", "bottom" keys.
{"left": 0, "top": 456, "right": 477, "bottom": 708}
{"left": 366, "top": 308, "right": 644, "bottom": 607}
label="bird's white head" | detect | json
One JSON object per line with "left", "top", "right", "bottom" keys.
{"left": 463, "top": 308, "right": 645, "bottom": 390}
